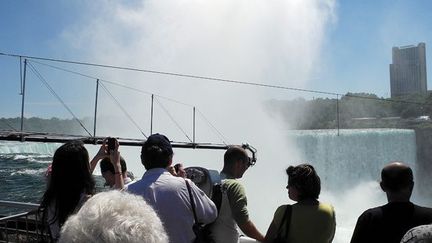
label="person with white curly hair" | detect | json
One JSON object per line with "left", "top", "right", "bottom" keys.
{"left": 59, "top": 190, "right": 168, "bottom": 243}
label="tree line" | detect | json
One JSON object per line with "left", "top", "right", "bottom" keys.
{"left": 266, "top": 92, "right": 432, "bottom": 129}
{"left": 2, "top": 92, "right": 432, "bottom": 133}
{"left": 0, "top": 117, "right": 93, "bottom": 135}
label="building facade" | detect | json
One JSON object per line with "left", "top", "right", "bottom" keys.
{"left": 390, "top": 43, "right": 427, "bottom": 98}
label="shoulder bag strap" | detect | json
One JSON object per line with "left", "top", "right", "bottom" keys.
{"left": 185, "top": 179, "right": 199, "bottom": 223}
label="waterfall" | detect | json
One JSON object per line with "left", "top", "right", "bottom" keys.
{"left": 0, "top": 142, "right": 60, "bottom": 155}
{"left": 289, "top": 128, "right": 417, "bottom": 191}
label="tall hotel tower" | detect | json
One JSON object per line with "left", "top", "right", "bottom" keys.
{"left": 390, "top": 42, "right": 427, "bottom": 98}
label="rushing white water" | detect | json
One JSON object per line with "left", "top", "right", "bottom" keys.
{"left": 0, "top": 141, "right": 60, "bottom": 155}
{"left": 290, "top": 128, "right": 417, "bottom": 190}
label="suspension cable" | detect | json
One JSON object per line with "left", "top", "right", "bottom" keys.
{"left": 28, "top": 59, "right": 203, "bottom": 140}
{"left": 3, "top": 52, "right": 430, "bottom": 144}
{"left": 195, "top": 108, "right": 228, "bottom": 145}
{"left": 2, "top": 52, "right": 430, "bottom": 107}
{"left": 19, "top": 56, "right": 23, "bottom": 95}
{"left": 99, "top": 82, "right": 148, "bottom": 138}
{"left": 0, "top": 119, "right": 18, "bottom": 131}
{"left": 30, "top": 59, "right": 194, "bottom": 107}
{"left": 154, "top": 98, "right": 192, "bottom": 142}
{"left": 0, "top": 52, "right": 338, "bottom": 95}
{"left": 26, "top": 62, "right": 93, "bottom": 137}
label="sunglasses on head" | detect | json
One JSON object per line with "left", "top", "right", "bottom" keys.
{"left": 244, "top": 156, "right": 256, "bottom": 167}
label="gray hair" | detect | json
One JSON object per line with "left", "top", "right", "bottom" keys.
{"left": 59, "top": 190, "right": 168, "bottom": 243}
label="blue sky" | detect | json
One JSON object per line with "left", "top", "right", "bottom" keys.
{"left": 319, "top": 0, "right": 432, "bottom": 97}
{"left": 1, "top": 0, "right": 432, "bottom": 118}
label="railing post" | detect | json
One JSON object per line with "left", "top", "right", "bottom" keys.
{"left": 193, "top": 107, "right": 196, "bottom": 144}
{"left": 19, "top": 56, "right": 23, "bottom": 94}
{"left": 93, "top": 79, "right": 99, "bottom": 138}
{"left": 150, "top": 94, "right": 154, "bottom": 135}
{"left": 20, "top": 59, "right": 27, "bottom": 134}
{"left": 336, "top": 94, "right": 340, "bottom": 136}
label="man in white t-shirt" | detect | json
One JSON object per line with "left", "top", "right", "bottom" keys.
{"left": 127, "top": 133, "right": 217, "bottom": 243}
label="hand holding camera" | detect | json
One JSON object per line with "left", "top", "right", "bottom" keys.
{"left": 107, "top": 137, "right": 116, "bottom": 154}
{"left": 107, "top": 137, "right": 121, "bottom": 171}
{"left": 105, "top": 137, "right": 124, "bottom": 189}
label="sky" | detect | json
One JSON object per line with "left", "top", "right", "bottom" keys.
{"left": 1, "top": 1, "right": 432, "bottom": 241}
{"left": 1, "top": 1, "right": 432, "bottom": 100}
{"left": 1, "top": 0, "right": 432, "bottom": 116}
{"left": 320, "top": 0, "right": 432, "bottom": 97}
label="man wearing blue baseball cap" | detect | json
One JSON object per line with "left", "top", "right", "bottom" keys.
{"left": 126, "top": 133, "right": 217, "bottom": 243}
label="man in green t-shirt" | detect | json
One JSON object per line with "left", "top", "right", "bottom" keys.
{"left": 210, "top": 146, "right": 264, "bottom": 243}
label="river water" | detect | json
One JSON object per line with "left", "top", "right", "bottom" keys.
{"left": 0, "top": 141, "right": 106, "bottom": 215}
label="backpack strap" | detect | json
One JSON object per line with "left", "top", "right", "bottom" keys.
{"left": 208, "top": 170, "right": 223, "bottom": 214}
{"left": 185, "top": 179, "right": 199, "bottom": 223}
{"left": 211, "top": 184, "right": 223, "bottom": 214}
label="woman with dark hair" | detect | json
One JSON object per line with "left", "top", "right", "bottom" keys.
{"left": 264, "top": 164, "right": 336, "bottom": 243}
{"left": 39, "top": 141, "right": 95, "bottom": 242}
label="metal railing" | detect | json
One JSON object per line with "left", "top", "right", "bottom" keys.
{"left": 0, "top": 201, "right": 50, "bottom": 243}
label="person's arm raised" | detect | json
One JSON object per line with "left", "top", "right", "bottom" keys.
{"left": 110, "top": 139, "right": 124, "bottom": 190}
{"left": 89, "top": 139, "right": 108, "bottom": 174}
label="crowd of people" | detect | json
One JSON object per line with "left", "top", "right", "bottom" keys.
{"left": 38, "top": 133, "right": 432, "bottom": 243}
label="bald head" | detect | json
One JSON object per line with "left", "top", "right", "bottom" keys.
{"left": 381, "top": 162, "right": 414, "bottom": 192}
